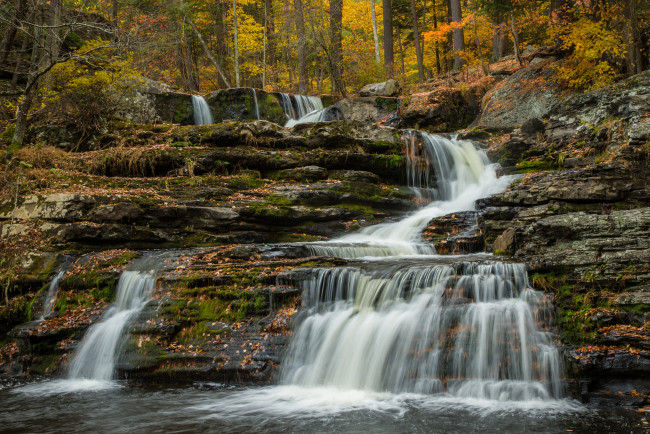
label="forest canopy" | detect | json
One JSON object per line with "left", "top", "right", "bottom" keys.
{"left": 0, "top": 0, "right": 648, "bottom": 146}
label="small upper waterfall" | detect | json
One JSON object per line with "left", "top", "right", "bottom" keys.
{"left": 251, "top": 88, "right": 261, "bottom": 120}
{"left": 281, "top": 94, "right": 326, "bottom": 128}
{"left": 191, "top": 95, "right": 213, "bottom": 125}
{"left": 66, "top": 257, "right": 158, "bottom": 381}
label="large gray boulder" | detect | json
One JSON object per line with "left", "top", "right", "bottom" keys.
{"left": 359, "top": 79, "right": 400, "bottom": 97}
{"left": 474, "top": 58, "right": 571, "bottom": 129}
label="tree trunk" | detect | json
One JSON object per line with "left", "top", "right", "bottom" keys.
{"left": 409, "top": 0, "right": 425, "bottom": 81}
{"left": 214, "top": 0, "right": 231, "bottom": 87}
{"left": 473, "top": 13, "right": 488, "bottom": 76}
{"left": 329, "top": 0, "right": 345, "bottom": 96}
{"left": 445, "top": 0, "right": 454, "bottom": 71}
{"left": 432, "top": 0, "right": 441, "bottom": 74}
{"left": 449, "top": 0, "right": 465, "bottom": 70}
{"left": 233, "top": 0, "right": 240, "bottom": 87}
{"left": 370, "top": 0, "right": 381, "bottom": 67}
{"left": 0, "top": 0, "right": 26, "bottom": 69}
{"left": 295, "top": 0, "right": 307, "bottom": 93}
{"left": 184, "top": 35, "right": 199, "bottom": 91}
{"left": 264, "top": 0, "right": 276, "bottom": 83}
{"left": 188, "top": 18, "right": 231, "bottom": 87}
{"left": 382, "top": 0, "right": 394, "bottom": 78}
{"left": 510, "top": 11, "right": 521, "bottom": 65}
{"left": 112, "top": 0, "right": 119, "bottom": 25}
{"left": 625, "top": 0, "right": 644, "bottom": 74}
{"left": 491, "top": 21, "right": 508, "bottom": 63}
{"left": 12, "top": 83, "right": 35, "bottom": 146}
{"left": 396, "top": 24, "right": 406, "bottom": 82}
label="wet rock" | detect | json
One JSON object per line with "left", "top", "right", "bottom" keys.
{"left": 423, "top": 212, "right": 484, "bottom": 254}
{"left": 614, "top": 285, "right": 650, "bottom": 306}
{"left": 520, "top": 118, "right": 545, "bottom": 135}
{"left": 359, "top": 79, "right": 400, "bottom": 97}
{"left": 493, "top": 228, "right": 516, "bottom": 253}
{"left": 329, "top": 170, "right": 381, "bottom": 184}
{"left": 276, "top": 166, "right": 328, "bottom": 182}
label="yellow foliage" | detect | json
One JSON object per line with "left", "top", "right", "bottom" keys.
{"left": 551, "top": 7, "right": 627, "bottom": 90}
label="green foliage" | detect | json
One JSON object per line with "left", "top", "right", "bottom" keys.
{"left": 42, "top": 39, "right": 143, "bottom": 137}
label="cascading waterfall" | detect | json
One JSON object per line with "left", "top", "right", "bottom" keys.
{"left": 191, "top": 95, "right": 213, "bottom": 125}
{"left": 282, "top": 94, "right": 325, "bottom": 128}
{"left": 278, "top": 130, "right": 566, "bottom": 404}
{"left": 66, "top": 258, "right": 158, "bottom": 381}
{"left": 308, "top": 132, "right": 511, "bottom": 258}
{"left": 281, "top": 261, "right": 564, "bottom": 400}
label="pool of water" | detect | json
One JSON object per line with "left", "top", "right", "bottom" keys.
{"left": 1, "top": 380, "right": 646, "bottom": 433}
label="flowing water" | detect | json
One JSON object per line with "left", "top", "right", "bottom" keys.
{"left": 7, "top": 133, "right": 643, "bottom": 432}
{"left": 40, "top": 257, "right": 73, "bottom": 320}
{"left": 282, "top": 94, "right": 326, "bottom": 128}
{"left": 191, "top": 95, "right": 213, "bottom": 125}
{"left": 19, "top": 256, "right": 160, "bottom": 393}
{"left": 251, "top": 88, "right": 261, "bottom": 120}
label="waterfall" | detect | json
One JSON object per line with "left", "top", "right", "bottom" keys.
{"left": 66, "top": 258, "right": 158, "bottom": 381}
{"left": 281, "top": 261, "right": 564, "bottom": 400}
{"left": 279, "top": 93, "right": 296, "bottom": 119}
{"left": 281, "top": 94, "right": 326, "bottom": 128}
{"left": 278, "top": 131, "right": 565, "bottom": 404}
{"left": 308, "top": 132, "right": 511, "bottom": 258}
{"left": 39, "top": 270, "right": 66, "bottom": 321}
{"left": 251, "top": 89, "right": 260, "bottom": 120}
{"left": 191, "top": 95, "right": 213, "bottom": 125}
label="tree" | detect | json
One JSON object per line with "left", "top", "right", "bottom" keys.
{"left": 233, "top": 0, "right": 240, "bottom": 87}
{"left": 1, "top": 1, "right": 114, "bottom": 147}
{"left": 449, "top": 0, "right": 465, "bottom": 70}
{"left": 330, "top": 0, "right": 345, "bottom": 95}
{"left": 409, "top": 0, "right": 425, "bottom": 81}
{"left": 370, "top": 0, "right": 381, "bottom": 67}
{"left": 383, "top": 0, "right": 394, "bottom": 78}
{"left": 295, "top": 0, "right": 307, "bottom": 93}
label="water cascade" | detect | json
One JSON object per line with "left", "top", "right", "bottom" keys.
{"left": 39, "top": 266, "right": 68, "bottom": 320}
{"left": 251, "top": 88, "right": 261, "bottom": 120}
{"left": 66, "top": 258, "right": 158, "bottom": 381}
{"left": 282, "top": 94, "right": 326, "bottom": 128}
{"left": 279, "top": 131, "right": 565, "bottom": 404}
{"left": 281, "top": 260, "right": 564, "bottom": 400}
{"left": 191, "top": 95, "right": 213, "bottom": 125}
{"left": 308, "top": 132, "right": 511, "bottom": 258}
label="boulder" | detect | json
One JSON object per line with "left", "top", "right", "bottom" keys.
{"left": 400, "top": 84, "right": 484, "bottom": 131}
{"left": 475, "top": 58, "right": 571, "bottom": 129}
{"left": 359, "top": 79, "right": 400, "bottom": 97}
{"left": 334, "top": 97, "right": 400, "bottom": 126}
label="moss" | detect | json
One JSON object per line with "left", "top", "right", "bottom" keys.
{"left": 0, "top": 296, "right": 31, "bottom": 336}
{"left": 510, "top": 160, "right": 559, "bottom": 174}
{"left": 361, "top": 140, "right": 402, "bottom": 154}
{"left": 28, "top": 353, "right": 60, "bottom": 375}
{"left": 225, "top": 175, "right": 266, "bottom": 190}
